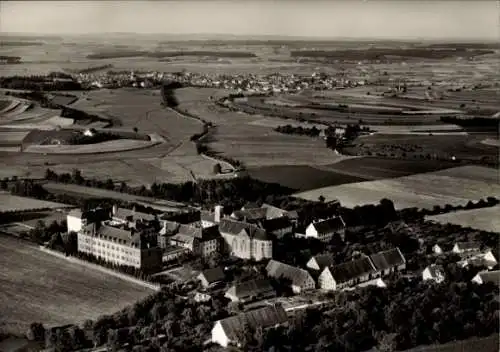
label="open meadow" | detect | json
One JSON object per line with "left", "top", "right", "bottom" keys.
{"left": 0, "top": 193, "right": 73, "bottom": 212}
{"left": 294, "top": 165, "right": 500, "bottom": 210}
{"left": 0, "top": 235, "right": 154, "bottom": 335}
{"left": 426, "top": 205, "right": 500, "bottom": 233}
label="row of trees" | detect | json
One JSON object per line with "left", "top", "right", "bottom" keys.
{"left": 0, "top": 75, "right": 84, "bottom": 91}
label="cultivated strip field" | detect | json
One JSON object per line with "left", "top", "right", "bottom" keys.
{"left": 426, "top": 205, "right": 500, "bottom": 233}
{"left": 42, "top": 182, "right": 187, "bottom": 211}
{"left": 0, "top": 193, "right": 73, "bottom": 212}
{"left": 0, "top": 235, "right": 154, "bottom": 335}
{"left": 294, "top": 166, "right": 500, "bottom": 210}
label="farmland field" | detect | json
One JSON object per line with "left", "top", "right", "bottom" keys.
{"left": 294, "top": 166, "right": 500, "bottom": 210}
{"left": 0, "top": 235, "right": 154, "bottom": 335}
{"left": 0, "top": 193, "right": 74, "bottom": 212}
{"left": 426, "top": 205, "right": 500, "bottom": 233}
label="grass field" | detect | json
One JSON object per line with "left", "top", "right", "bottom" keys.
{"left": 426, "top": 205, "right": 500, "bottom": 233}
{"left": 0, "top": 194, "right": 73, "bottom": 212}
{"left": 0, "top": 235, "right": 154, "bottom": 335}
{"left": 294, "top": 166, "right": 500, "bottom": 210}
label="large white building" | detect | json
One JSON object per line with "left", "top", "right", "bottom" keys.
{"left": 76, "top": 219, "right": 162, "bottom": 272}
{"left": 219, "top": 219, "right": 272, "bottom": 261}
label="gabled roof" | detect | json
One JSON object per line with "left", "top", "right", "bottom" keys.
{"left": 475, "top": 270, "right": 500, "bottom": 286}
{"left": 114, "top": 207, "right": 156, "bottom": 222}
{"left": 454, "top": 241, "right": 481, "bottom": 251}
{"left": 199, "top": 267, "right": 225, "bottom": 284}
{"left": 310, "top": 217, "right": 345, "bottom": 234}
{"left": 226, "top": 278, "right": 275, "bottom": 299}
{"left": 170, "top": 233, "right": 196, "bottom": 246}
{"left": 231, "top": 208, "right": 268, "bottom": 221}
{"left": 425, "top": 264, "right": 445, "bottom": 278}
{"left": 310, "top": 253, "right": 335, "bottom": 271}
{"left": 262, "top": 217, "right": 292, "bottom": 232}
{"left": 260, "top": 203, "right": 289, "bottom": 219}
{"left": 218, "top": 305, "right": 288, "bottom": 341}
{"left": 266, "top": 260, "right": 313, "bottom": 287}
{"left": 328, "top": 257, "right": 376, "bottom": 284}
{"left": 369, "top": 247, "right": 406, "bottom": 271}
{"left": 219, "top": 219, "right": 268, "bottom": 241}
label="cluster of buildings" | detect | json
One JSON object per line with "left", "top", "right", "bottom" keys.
{"left": 73, "top": 69, "right": 365, "bottom": 94}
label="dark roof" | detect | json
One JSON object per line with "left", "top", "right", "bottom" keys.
{"left": 310, "top": 217, "right": 345, "bottom": 234}
{"left": 83, "top": 223, "right": 148, "bottom": 248}
{"left": 232, "top": 208, "right": 268, "bottom": 221}
{"left": 226, "top": 278, "right": 275, "bottom": 299}
{"left": 114, "top": 207, "right": 156, "bottom": 222}
{"left": 199, "top": 267, "right": 225, "bottom": 284}
{"left": 178, "top": 224, "right": 203, "bottom": 238}
{"left": 369, "top": 247, "right": 406, "bottom": 271}
{"left": 219, "top": 219, "right": 268, "bottom": 241}
{"left": 329, "top": 257, "right": 376, "bottom": 283}
{"left": 200, "top": 210, "right": 216, "bottom": 223}
{"left": 425, "top": 264, "right": 445, "bottom": 278}
{"left": 266, "top": 260, "right": 313, "bottom": 287}
{"left": 218, "top": 305, "right": 288, "bottom": 341}
{"left": 260, "top": 203, "right": 289, "bottom": 219}
{"left": 262, "top": 217, "right": 292, "bottom": 232}
{"left": 401, "top": 334, "right": 499, "bottom": 352}
{"left": 310, "top": 253, "right": 335, "bottom": 270}
{"left": 242, "top": 202, "right": 260, "bottom": 210}
{"left": 476, "top": 270, "right": 500, "bottom": 286}
{"left": 455, "top": 241, "right": 481, "bottom": 251}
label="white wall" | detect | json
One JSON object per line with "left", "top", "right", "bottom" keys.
{"left": 305, "top": 224, "right": 318, "bottom": 239}
{"left": 67, "top": 215, "right": 83, "bottom": 233}
{"left": 212, "top": 321, "right": 229, "bottom": 347}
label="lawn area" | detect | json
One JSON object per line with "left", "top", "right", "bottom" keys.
{"left": 294, "top": 166, "right": 500, "bottom": 210}
{"left": 426, "top": 205, "right": 500, "bottom": 233}
{"left": 0, "top": 235, "right": 155, "bottom": 335}
{"left": 0, "top": 194, "right": 73, "bottom": 212}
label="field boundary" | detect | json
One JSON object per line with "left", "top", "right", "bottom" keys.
{"left": 38, "top": 246, "right": 161, "bottom": 291}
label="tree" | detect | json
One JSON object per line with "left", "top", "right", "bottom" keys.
{"left": 133, "top": 127, "right": 138, "bottom": 134}
{"left": 26, "top": 322, "right": 46, "bottom": 341}
{"left": 318, "top": 195, "right": 325, "bottom": 203}
{"left": 213, "top": 163, "right": 222, "bottom": 175}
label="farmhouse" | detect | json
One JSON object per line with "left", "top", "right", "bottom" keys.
{"left": 471, "top": 270, "right": 500, "bottom": 286}
{"left": 266, "top": 260, "right": 316, "bottom": 294}
{"left": 261, "top": 217, "right": 293, "bottom": 238}
{"left": 306, "top": 253, "right": 336, "bottom": 272}
{"left": 219, "top": 219, "right": 272, "bottom": 261}
{"left": 197, "top": 267, "right": 225, "bottom": 289}
{"left": 451, "top": 241, "right": 481, "bottom": 254}
{"left": 77, "top": 221, "right": 162, "bottom": 271}
{"left": 212, "top": 305, "right": 288, "bottom": 348}
{"left": 368, "top": 247, "right": 406, "bottom": 276}
{"left": 305, "top": 216, "right": 346, "bottom": 242}
{"left": 225, "top": 278, "right": 276, "bottom": 303}
{"left": 422, "top": 264, "right": 446, "bottom": 284}
{"left": 318, "top": 256, "right": 377, "bottom": 291}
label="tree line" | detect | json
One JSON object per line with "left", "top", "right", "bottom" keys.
{"left": 0, "top": 75, "right": 84, "bottom": 91}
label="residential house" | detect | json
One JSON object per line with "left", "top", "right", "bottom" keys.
{"left": 266, "top": 260, "right": 316, "bottom": 294}
{"left": 219, "top": 219, "right": 272, "bottom": 261}
{"left": 169, "top": 224, "right": 221, "bottom": 257}
{"left": 457, "top": 249, "right": 498, "bottom": 269}
{"left": 225, "top": 278, "right": 276, "bottom": 303}
{"left": 452, "top": 241, "right": 481, "bottom": 254}
{"left": 198, "top": 267, "right": 225, "bottom": 289}
{"left": 368, "top": 247, "right": 406, "bottom": 276}
{"left": 422, "top": 264, "right": 446, "bottom": 283}
{"left": 318, "top": 256, "right": 377, "bottom": 291}
{"left": 471, "top": 270, "right": 500, "bottom": 286}
{"left": 432, "top": 244, "right": 444, "bottom": 255}
{"left": 211, "top": 305, "right": 288, "bottom": 348}
{"left": 261, "top": 217, "right": 293, "bottom": 238}
{"left": 306, "top": 253, "right": 336, "bottom": 272}
{"left": 77, "top": 221, "right": 162, "bottom": 271}
{"left": 305, "top": 216, "right": 346, "bottom": 242}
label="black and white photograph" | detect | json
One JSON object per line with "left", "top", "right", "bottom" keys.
{"left": 0, "top": 0, "right": 499, "bottom": 351}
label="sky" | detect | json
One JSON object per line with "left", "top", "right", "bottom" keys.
{"left": 1, "top": 0, "right": 498, "bottom": 40}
